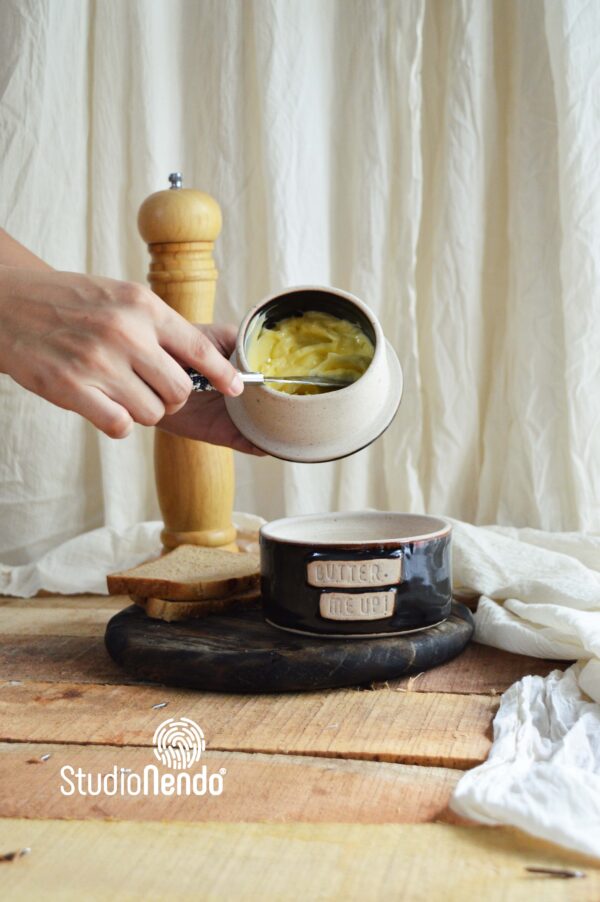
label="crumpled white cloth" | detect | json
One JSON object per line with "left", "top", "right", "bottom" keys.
{"left": 451, "top": 664, "right": 600, "bottom": 859}
{"left": 0, "top": 513, "right": 263, "bottom": 597}
{"left": 449, "top": 519, "right": 600, "bottom": 860}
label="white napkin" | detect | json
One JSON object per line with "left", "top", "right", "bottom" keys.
{"left": 449, "top": 519, "right": 600, "bottom": 860}
{"left": 0, "top": 512, "right": 264, "bottom": 597}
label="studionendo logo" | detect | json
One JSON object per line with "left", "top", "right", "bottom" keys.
{"left": 153, "top": 717, "right": 206, "bottom": 769}
{"left": 60, "top": 717, "right": 225, "bottom": 798}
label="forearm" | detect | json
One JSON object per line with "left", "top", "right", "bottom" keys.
{"left": 0, "top": 229, "right": 53, "bottom": 271}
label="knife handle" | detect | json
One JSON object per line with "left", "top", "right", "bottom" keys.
{"left": 186, "top": 369, "right": 266, "bottom": 392}
{"left": 186, "top": 368, "right": 215, "bottom": 392}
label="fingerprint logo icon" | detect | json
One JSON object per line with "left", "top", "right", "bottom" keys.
{"left": 153, "top": 718, "right": 206, "bottom": 770}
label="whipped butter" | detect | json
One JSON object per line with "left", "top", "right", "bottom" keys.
{"left": 246, "top": 310, "right": 375, "bottom": 394}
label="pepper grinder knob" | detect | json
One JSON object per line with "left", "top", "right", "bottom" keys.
{"left": 169, "top": 172, "right": 183, "bottom": 190}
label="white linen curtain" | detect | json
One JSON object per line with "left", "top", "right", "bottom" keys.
{"left": 1, "top": 0, "right": 599, "bottom": 564}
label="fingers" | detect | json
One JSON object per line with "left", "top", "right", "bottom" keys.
{"left": 60, "top": 384, "right": 134, "bottom": 439}
{"left": 55, "top": 346, "right": 169, "bottom": 432}
{"left": 0, "top": 265, "right": 247, "bottom": 437}
{"left": 66, "top": 376, "right": 168, "bottom": 436}
{"left": 108, "top": 373, "right": 167, "bottom": 427}
{"left": 133, "top": 347, "right": 192, "bottom": 415}
{"left": 158, "top": 313, "right": 243, "bottom": 397}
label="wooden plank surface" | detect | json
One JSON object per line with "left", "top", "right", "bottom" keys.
{"left": 0, "top": 636, "right": 131, "bottom": 684}
{"left": 0, "top": 819, "right": 597, "bottom": 902}
{"left": 0, "top": 595, "right": 565, "bottom": 694}
{"left": 0, "top": 593, "right": 583, "bottom": 902}
{"left": 389, "top": 642, "right": 571, "bottom": 695}
{"left": 0, "top": 595, "right": 123, "bottom": 635}
{"left": 0, "top": 633, "right": 563, "bottom": 690}
{"left": 0, "top": 743, "right": 464, "bottom": 824}
{"left": 0, "top": 679, "right": 496, "bottom": 769}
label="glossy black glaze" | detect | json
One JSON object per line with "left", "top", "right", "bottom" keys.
{"left": 261, "top": 532, "right": 452, "bottom": 636}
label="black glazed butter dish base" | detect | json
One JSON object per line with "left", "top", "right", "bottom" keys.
{"left": 104, "top": 601, "right": 474, "bottom": 694}
{"left": 260, "top": 512, "right": 453, "bottom": 637}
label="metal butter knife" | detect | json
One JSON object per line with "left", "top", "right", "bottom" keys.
{"left": 186, "top": 368, "right": 352, "bottom": 392}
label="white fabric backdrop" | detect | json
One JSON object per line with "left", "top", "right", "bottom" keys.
{"left": 1, "top": 0, "right": 600, "bottom": 564}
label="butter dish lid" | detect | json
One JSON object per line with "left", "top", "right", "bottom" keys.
{"left": 224, "top": 285, "right": 403, "bottom": 463}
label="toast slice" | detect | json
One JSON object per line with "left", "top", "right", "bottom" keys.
{"left": 107, "top": 545, "right": 260, "bottom": 601}
{"left": 132, "top": 589, "right": 261, "bottom": 622}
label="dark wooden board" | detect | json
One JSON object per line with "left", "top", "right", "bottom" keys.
{"left": 104, "top": 602, "right": 474, "bottom": 693}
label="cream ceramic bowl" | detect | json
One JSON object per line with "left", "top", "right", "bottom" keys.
{"left": 224, "top": 286, "right": 402, "bottom": 462}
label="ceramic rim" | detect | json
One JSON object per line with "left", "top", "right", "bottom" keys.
{"left": 260, "top": 511, "right": 451, "bottom": 545}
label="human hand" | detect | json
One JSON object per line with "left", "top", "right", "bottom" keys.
{"left": 0, "top": 265, "right": 246, "bottom": 441}
{"left": 158, "top": 324, "right": 265, "bottom": 455}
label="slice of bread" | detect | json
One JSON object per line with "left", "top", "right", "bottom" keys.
{"left": 132, "top": 589, "right": 261, "bottom": 622}
{"left": 107, "top": 545, "right": 260, "bottom": 601}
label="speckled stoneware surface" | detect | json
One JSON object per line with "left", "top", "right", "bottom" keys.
{"left": 260, "top": 511, "right": 452, "bottom": 637}
{"left": 224, "top": 286, "right": 403, "bottom": 463}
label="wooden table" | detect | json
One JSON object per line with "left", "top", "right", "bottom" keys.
{"left": 0, "top": 594, "right": 598, "bottom": 900}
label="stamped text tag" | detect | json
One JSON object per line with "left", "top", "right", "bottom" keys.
{"left": 307, "top": 557, "right": 402, "bottom": 589}
{"left": 319, "top": 590, "right": 396, "bottom": 621}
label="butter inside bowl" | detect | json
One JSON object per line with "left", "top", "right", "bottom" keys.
{"left": 246, "top": 310, "right": 375, "bottom": 395}
{"left": 225, "top": 285, "right": 403, "bottom": 463}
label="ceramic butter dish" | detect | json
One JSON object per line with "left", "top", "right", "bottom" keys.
{"left": 224, "top": 286, "right": 402, "bottom": 462}
{"left": 260, "top": 511, "right": 452, "bottom": 637}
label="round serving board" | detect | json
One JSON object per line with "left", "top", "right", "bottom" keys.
{"left": 104, "top": 601, "right": 474, "bottom": 694}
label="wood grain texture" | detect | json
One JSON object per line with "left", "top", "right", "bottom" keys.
{"left": 0, "top": 679, "right": 496, "bottom": 768}
{"left": 0, "top": 595, "right": 566, "bottom": 693}
{"left": 389, "top": 641, "right": 571, "bottom": 695}
{"left": 0, "top": 596, "right": 123, "bottom": 636}
{"left": 0, "top": 743, "right": 464, "bottom": 825}
{"left": 138, "top": 181, "right": 236, "bottom": 551}
{"left": 104, "top": 602, "right": 474, "bottom": 693}
{"left": 0, "top": 595, "right": 567, "bottom": 699}
{"left": 0, "top": 819, "right": 597, "bottom": 902}
{"left": 0, "top": 636, "right": 130, "bottom": 685}
{"left": 0, "top": 594, "right": 583, "bottom": 897}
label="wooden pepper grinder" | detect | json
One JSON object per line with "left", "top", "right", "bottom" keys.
{"left": 138, "top": 173, "right": 237, "bottom": 552}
